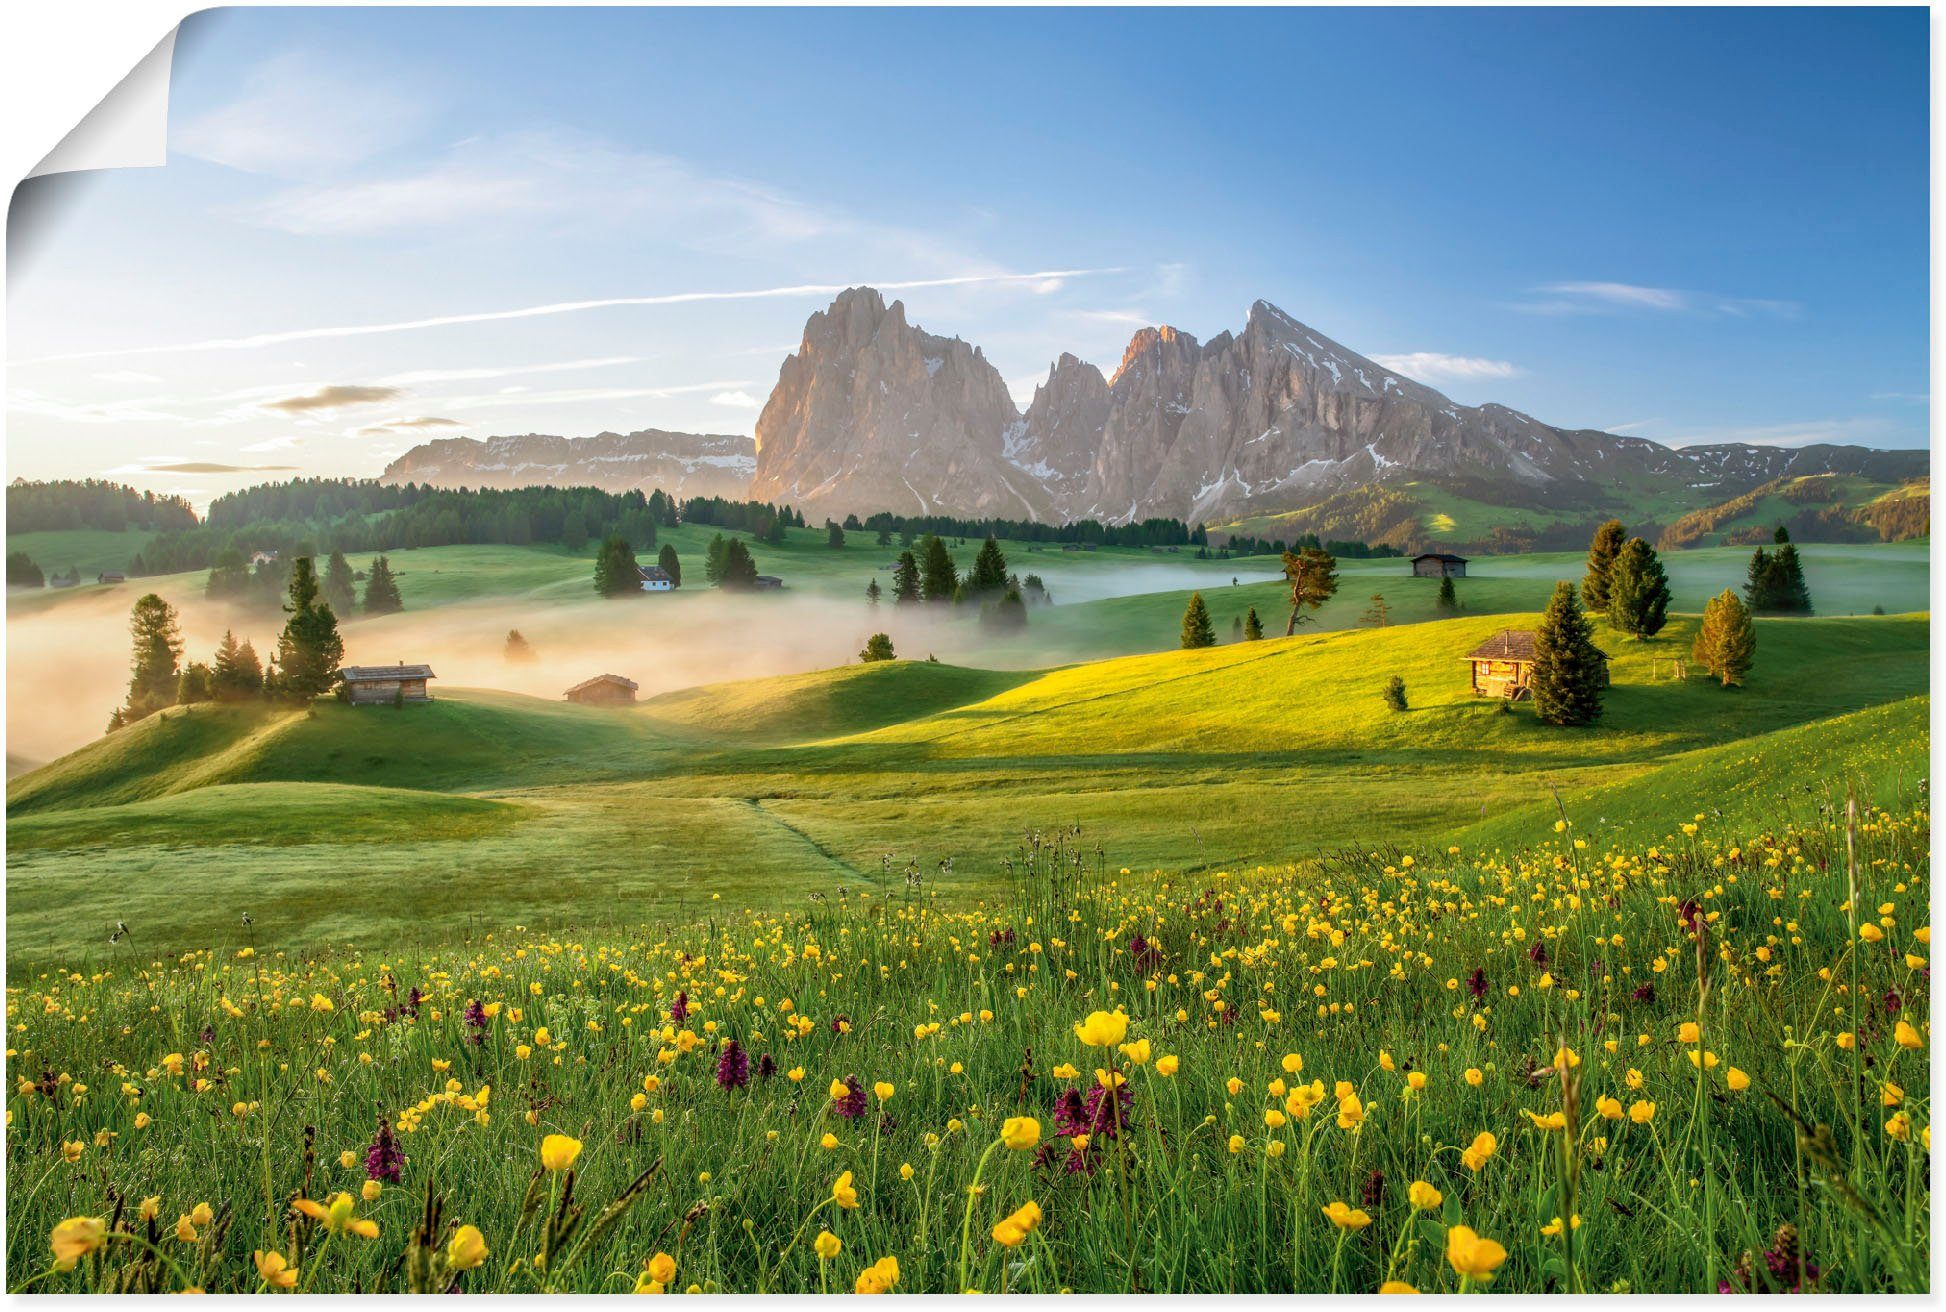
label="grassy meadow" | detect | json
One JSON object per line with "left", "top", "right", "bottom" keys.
{"left": 3, "top": 530, "right": 1931, "bottom": 1292}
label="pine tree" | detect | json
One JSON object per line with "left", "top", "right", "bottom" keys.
{"left": 363, "top": 555, "right": 404, "bottom": 615}
{"left": 121, "top": 592, "right": 183, "bottom": 722}
{"left": 657, "top": 543, "right": 682, "bottom": 587}
{"left": 1743, "top": 545, "right": 1773, "bottom": 611}
{"left": 1381, "top": 675, "right": 1408, "bottom": 712}
{"left": 212, "top": 630, "right": 263, "bottom": 699}
{"left": 6, "top": 552, "right": 44, "bottom": 588}
{"left": 561, "top": 510, "right": 589, "bottom": 551}
{"left": 1280, "top": 547, "right": 1340, "bottom": 634}
{"left": 968, "top": 535, "right": 1009, "bottom": 596}
{"left": 1436, "top": 575, "right": 1459, "bottom": 616}
{"left": 323, "top": 549, "right": 356, "bottom": 615}
{"left": 1582, "top": 519, "right": 1627, "bottom": 614}
{"left": 1767, "top": 532, "right": 1814, "bottom": 614}
{"left": 876, "top": 527, "right": 893, "bottom": 547}
{"left": 919, "top": 535, "right": 958, "bottom": 602}
{"left": 1243, "top": 607, "right": 1264, "bottom": 641}
{"left": 1606, "top": 536, "right": 1672, "bottom": 639}
{"left": 982, "top": 584, "right": 1028, "bottom": 631}
{"left": 504, "top": 629, "right": 535, "bottom": 663}
{"left": 859, "top": 633, "right": 895, "bottom": 663}
{"left": 704, "top": 534, "right": 730, "bottom": 586}
{"left": 593, "top": 535, "right": 641, "bottom": 597}
{"left": 891, "top": 551, "right": 920, "bottom": 605}
{"left": 274, "top": 559, "right": 345, "bottom": 702}
{"left": 721, "top": 538, "right": 759, "bottom": 589}
{"left": 1530, "top": 581, "right": 1605, "bottom": 726}
{"left": 1180, "top": 592, "right": 1216, "bottom": 649}
{"left": 826, "top": 521, "right": 846, "bottom": 549}
{"left": 865, "top": 578, "right": 882, "bottom": 607}
{"left": 1231, "top": 615, "right": 1244, "bottom": 642}
{"left": 177, "top": 661, "right": 215, "bottom": 704}
{"left": 1691, "top": 589, "right": 1756, "bottom": 688}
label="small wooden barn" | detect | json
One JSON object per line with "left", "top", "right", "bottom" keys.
{"left": 338, "top": 664, "right": 436, "bottom": 705}
{"left": 752, "top": 575, "right": 784, "bottom": 590}
{"left": 97, "top": 570, "right": 126, "bottom": 584}
{"left": 1463, "top": 629, "right": 1609, "bottom": 700}
{"left": 1412, "top": 552, "right": 1468, "bottom": 579}
{"left": 565, "top": 673, "right": 639, "bottom": 706}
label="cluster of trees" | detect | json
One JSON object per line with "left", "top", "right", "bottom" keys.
{"left": 1743, "top": 528, "right": 1814, "bottom": 614}
{"left": 1581, "top": 520, "right": 1673, "bottom": 640}
{"left": 679, "top": 497, "right": 802, "bottom": 540}
{"left": 7, "top": 479, "right": 197, "bottom": 534}
{"left": 1182, "top": 595, "right": 1264, "bottom": 648}
{"left": 704, "top": 535, "right": 761, "bottom": 590}
{"left": 206, "top": 549, "right": 402, "bottom": 616}
{"left": 108, "top": 558, "right": 347, "bottom": 732}
{"left": 7, "top": 552, "right": 46, "bottom": 587}
{"left": 874, "top": 534, "right": 1031, "bottom": 629}
{"left": 848, "top": 511, "right": 1206, "bottom": 551}
{"left": 1212, "top": 532, "right": 1402, "bottom": 560}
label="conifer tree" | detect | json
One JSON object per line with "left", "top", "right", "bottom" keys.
{"left": 1280, "top": 546, "right": 1339, "bottom": 634}
{"left": 1530, "top": 581, "right": 1605, "bottom": 726}
{"left": 273, "top": 559, "right": 345, "bottom": 702}
{"left": 120, "top": 592, "right": 183, "bottom": 723}
{"left": 720, "top": 538, "right": 759, "bottom": 589}
{"left": 968, "top": 535, "right": 1009, "bottom": 596}
{"left": 6, "top": 552, "right": 44, "bottom": 588}
{"left": 1436, "top": 574, "right": 1459, "bottom": 615}
{"left": 826, "top": 521, "right": 846, "bottom": 549}
{"left": 593, "top": 535, "right": 641, "bottom": 597}
{"left": 1606, "top": 536, "right": 1672, "bottom": 639}
{"left": 177, "top": 661, "right": 215, "bottom": 704}
{"left": 1766, "top": 528, "right": 1814, "bottom": 613}
{"left": 211, "top": 629, "right": 264, "bottom": 699}
{"left": 504, "top": 629, "right": 535, "bottom": 663}
{"left": 1691, "top": 588, "right": 1756, "bottom": 688}
{"left": 704, "top": 534, "right": 730, "bottom": 586}
{"left": 890, "top": 551, "right": 921, "bottom": 605}
{"left": 919, "top": 535, "right": 958, "bottom": 602}
{"left": 363, "top": 555, "right": 404, "bottom": 615}
{"left": 1231, "top": 615, "right": 1244, "bottom": 642}
{"left": 1359, "top": 593, "right": 1391, "bottom": 627}
{"left": 323, "top": 549, "right": 357, "bottom": 615}
{"left": 865, "top": 578, "right": 882, "bottom": 607}
{"left": 657, "top": 543, "right": 682, "bottom": 587}
{"left": 1243, "top": 607, "right": 1264, "bottom": 641}
{"left": 1743, "top": 544, "right": 1773, "bottom": 611}
{"left": 1381, "top": 675, "right": 1408, "bottom": 712}
{"left": 1582, "top": 519, "right": 1627, "bottom": 614}
{"left": 1180, "top": 592, "right": 1216, "bottom": 649}
{"left": 981, "top": 584, "right": 1028, "bottom": 630}
{"left": 859, "top": 633, "right": 895, "bottom": 662}
{"left": 205, "top": 547, "right": 251, "bottom": 602}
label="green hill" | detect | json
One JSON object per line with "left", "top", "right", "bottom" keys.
{"left": 639, "top": 659, "right": 1034, "bottom": 745}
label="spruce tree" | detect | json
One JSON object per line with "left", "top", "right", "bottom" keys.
{"left": 363, "top": 555, "right": 404, "bottom": 615}
{"left": 704, "top": 534, "right": 730, "bottom": 586}
{"left": 1767, "top": 529, "right": 1813, "bottom": 613}
{"left": 891, "top": 551, "right": 921, "bottom": 605}
{"left": 1691, "top": 589, "right": 1756, "bottom": 688}
{"left": 593, "top": 535, "right": 641, "bottom": 597}
{"left": 1582, "top": 519, "right": 1627, "bottom": 614}
{"left": 212, "top": 630, "right": 264, "bottom": 699}
{"left": 1436, "top": 574, "right": 1459, "bottom": 615}
{"left": 1530, "top": 581, "right": 1605, "bottom": 726}
{"left": 826, "top": 521, "right": 846, "bottom": 549}
{"left": 1743, "top": 545, "right": 1773, "bottom": 611}
{"left": 1243, "top": 607, "right": 1264, "bottom": 641}
{"left": 968, "top": 535, "right": 1009, "bottom": 596}
{"left": 919, "top": 535, "right": 958, "bottom": 602}
{"left": 865, "top": 578, "right": 882, "bottom": 607}
{"left": 6, "top": 552, "right": 44, "bottom": 588}
{"left": 1231, "top": 615, "right": 1244, "bottom": 642}
{"left": 273, "top": 559, "right": 345, "bottom": 702}
{"left": 981, "top": 584, "right": 1028, "bottom": 630}
{"left": 323, "top": 549, "right": 357, "bottom": 615}
{"left": 721, "top": 538, "right": 759, "bottom": 589}
{"left": 504, "top": 629, "right": 535, "bottom": 663}
{"left": 1606, "top": 536, "right": 1672, "bottom": 639}
{"left": 121, "top": 592, "right": 183, "bottom": 722}
{"left": 859, "top": 633, "right": 895, "bottom": 662}
{"left": 657, "top": 543, "right": 682, "bottom": 587}
{"left": 205, "top": 547, "right": 251, "bottom": 602}
{"left": 1180, "top": 592, "right": 1216, "bottom": 649}
{"left": 177, "top": 661, "right": 215, "bottom": 704}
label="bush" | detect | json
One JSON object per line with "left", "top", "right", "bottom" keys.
{"left": 1381, "top": 675, "right": 1408, "bottom": 712}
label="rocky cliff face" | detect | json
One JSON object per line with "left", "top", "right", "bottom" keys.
{"left": 750, "top": 287, "right": 1054, "bottom": 519}
{"left": 379, "top": 430, "right": 755, "bottom": 499}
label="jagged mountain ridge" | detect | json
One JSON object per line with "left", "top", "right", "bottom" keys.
{"left": 750, "top": 288, "right": 1923, "bottom": 526}
{"left": 379, "top": 430, "right": 755, "bottom": 500}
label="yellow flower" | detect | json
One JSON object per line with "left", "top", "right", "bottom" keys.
{"left": 874, "top": 1081, "right": 895, "bottom": 1103}
{"left": 1446, "top": 1225, "right": 1508, "bottom": 1281}
{"left": 1336, "top": 1092, "right": 1365, "bottom": 1131}
{"left": 1628, "top": 1100, "right": 1656, "bottom": 1124}
{"left": 1859, "top": 924, "right": 1884, "bottom": 943}
{"left": 1461, "top": 1131, "right": 1497, "bottom": 1172}
{"left": 1405, "top": 1071, "right": 1428, "bottom": 1093}
{"left": 1379, "top": 1280, "right": 1420, "bottom": 1293}
{"left": 1883, "top": 1082, "right": 1906, "bottom": 1107}
{"left": 1678, "top": 1021, "right": 1701, "bottom": 1044}
{"left": 1895, "top": 1020, "right": 1923, "bottom": 1049}
{"left": 1540, "top": 1214, "right": 1582, "bottom": 1237}
{"left": 1885, "top": 1112, "right": 1912, "bottom": 1142}
{"left": 991, "top": 1200, "right": 1042, "bottom": 1248}
{"left": 814, "top": 1230, "right": 842, "bottom": 1260}
{"left": 1464, "top": 1068, "right": 1484, "bottom": 1087}
{"left": 361, "top": 1179, "right": 382, "bottom": 1202}
{"left": 1073, "top": 1010, "right": 1129, "bottom": 1048}
{"left": 254, "top": 1250, "right": 299, "bottom": 1290}
{"left": 1524, "top": 1109, "right": 1567, "bottom": 1131}
{"left": 855, "top": 1256, "right": 901, "bottom": 1294}
{"left": 1000, "top": 1116, "right": 1041, "bottom": 1151}
{"left": 1227, "top": 1134, "right": 1245, "bottom": 1155}
{"left": 646, "top": 1252, "right": 677, "bottom": 1286}
{"left": 829, "top": 1079, "right": 850, "bottom": 1101}
{"left": 1156, "top": 1054, "right": 1181, "bottom": 1076}
{"left": 1407, "top": 1180, "right": 1443, "bottom": 1210}
{"left": 1119, "top": 1038, "right": 1152, "bottom": 1066}
{"left": 1281, "top": 1053, "right": 1304, "bottom": 1074}
{"left": 338, "top": 1150, "right": 358, "bottom": 1170}
{"left": 820, "top": 1133, "right": 840, "bottom": 1150}
{"left": 832, "top": 1171, "right": 860, "bottom": 1210}
{"left": 50, "top": 1217, "right": 105, "bottom": 1270}
{"left": 1322, "top": 1201, "right": 1372, "bottom": 1230}
{"left": 1053, "top": 1063, "right": 1080, "bottom": 1080}
{"left": 1725, "top": 1068, "right": 1750, "bottom": 1092}
{"left": 174, "top": 1215, "right": 200, "bottom": 1244}
{"left": 446, "top": 1225, "right": 489, "bottom": 1273}
{"left": 540, "top": 1134, "right": 583, "bottom": 1172}
{"left": 294, "top": 1192, "right": 379, "bottom": 1239}
{"left": 190, "top": 1203, "right": 214, "bottom": 1228}
{"left": 1594, "top": 1095, "right": 1623, "bottom": 1121}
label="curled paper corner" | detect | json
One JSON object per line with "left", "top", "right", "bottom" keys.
{"left": 28, "top": 26, "right": 180, "bottom": 180}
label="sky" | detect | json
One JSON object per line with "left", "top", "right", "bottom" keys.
{"left": 4, "top": 6, "right": 1930, "bottom": 510}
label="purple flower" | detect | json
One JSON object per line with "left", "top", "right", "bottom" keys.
{"left": 463, "top": 998, "right": 487, "bottom": 1045}
{"left": 1631, "top": 982, "right": 1656, "bottom": 1005}
{"left": 1466, "top": 968, "right": 1487, "bottom": 1002}
{"left": 716, "top": 1039, "right": 750, "bottom": 1091}
{"left": 757, "top": 1053, "right": 777, "bottom": 1081}
{"left": 1527, "top": 940, "right": 1549, "bottom": 967}
{"left": 669, "top": 991, "right": 689, "bottom": 1024}
{"left": 365, "top": 1118, "right": 404, "bottom": 1183}
{"left": 1360, "top": 1169, "right": 1385, "bottom": 1208}
{"left": 404, "top": 987, "right": 423, "bottom": 1019}
{"left": 1130, "top": 934, "right": 1162, "bottom": 972}
{"left": 834, "top": 1075, "right": 867, "bottom": 1119}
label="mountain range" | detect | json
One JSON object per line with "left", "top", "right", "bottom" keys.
{"left": 381, "top": 288, "right": 1925, "bottom": 546}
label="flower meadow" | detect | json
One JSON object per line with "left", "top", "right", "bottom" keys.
{"left": 6, "top": 804, "right": 1931, "bottom": 1293}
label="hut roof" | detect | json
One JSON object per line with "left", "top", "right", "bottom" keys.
{"left": 565, "top": 673, "right": 639, "bottom": 695}
{"left": 638, "top": 566, "right": 672, "bottom": 582}
{"left": 1463, "top": 629, "right": 1609, "bottom": 662}
{"left": 1413, "top": 552, "right": 1469, "bottom": 563}
{"left": 339, "top": 664, "right": 437, "bottom": 682}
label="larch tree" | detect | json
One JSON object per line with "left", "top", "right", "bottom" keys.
{"left": 1180, "top": 592, "right": 1216, "bottom": 649}
{"left": 1530, "top": 581, "right": 1605, "bottom": 727}
{"left": 1280, "top": 546, "right": 1340, "bottom": 634}
{"left": 1691, "top": 589, "right": 1756, "bottom": 687}
{"left": 858, "top": 633, "right": 895, "bottom": 662}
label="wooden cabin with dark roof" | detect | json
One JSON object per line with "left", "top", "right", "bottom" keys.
{"left": 1411, "top": 552, "right": 1468, "bottom": 578}
{"left": 565, "top": 673, "right": 639, "bottom": 706}
{"left": 338, "top": 664, "right": 436, "bottom": 705}
{"left": 1463, "top": 629, "right": 1608, "bottom": 700}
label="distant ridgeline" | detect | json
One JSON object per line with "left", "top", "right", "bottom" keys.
{"left": 9, "top": 476, "right": 1404, "bottom": 578}
{"left": 6, "top": 478, "right": 197, "bottom": 534}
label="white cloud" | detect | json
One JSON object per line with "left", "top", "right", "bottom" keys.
{"left": 1660, "top": 416, "right": 1901, "bottom": 448}
{"left": 710, "top": 390, "right": 761, "bottom": 409}
{"left": 171, "top": 52, "right": 426, "bottom": 177}
{"left": 376, "top": 356, "right": 646, "bottom": 387}
{"left": 1520, "top": 281, "right": 1799, "bottom": 319}
{"left": 240, "top": 435, "right": 305, "bottom": 453}
{"left": 1370, "top": 352, "right": 1521, "bottom": 383}
{"left": 1871, "top": 391, "right": 1929, "bottom": 403}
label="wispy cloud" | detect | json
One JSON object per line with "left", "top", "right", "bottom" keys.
{"left": 171, "top": 51, "right": 427, "bottom": 177}
{"left": 1871, "top": 391, "right": 1929, "bottom": 403}
{"left": 709, "top": 391, "right": 761, "bottom": 409}
{"left": 1370, "top": 352, "right": 1521, "bottom": 383}
{"left": 14, "top": 269, "right": 1124, "bottom": 366}
{"left": 353, "top": 416, "right": 465, "bottom": 437}
{"left": 106, "top": 458, "right": 303, "bottom": 475}
{"left": 240, "top": 435, "right": 305, "bottom": 453}
{"left": 375, "top": 357, "right": 646, "bottom": 387}
{"left": 1517, "top": 281, "right": 1800, "bottom": 319}
{"left": 262, "top": 384, "right": 404, "bottom": 414}
{"left": 1660, "top": 416, "right": 1900, "bottom": 448}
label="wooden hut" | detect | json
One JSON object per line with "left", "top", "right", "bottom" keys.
{"left": 338, "top": 664, "right": 436, "bottom": 705}
{"left": 1411, "top": 552, "right": 1468, "bottom": 578}
{"left": 1463, "top": 629, "right": 1609, "bottom": 700}
{"left": 565, "top": 673, "right": 639, "bottom": 706}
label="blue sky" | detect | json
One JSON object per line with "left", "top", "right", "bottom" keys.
{"left": 6, "top": 6, "right": 1929, "bottom": 506}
